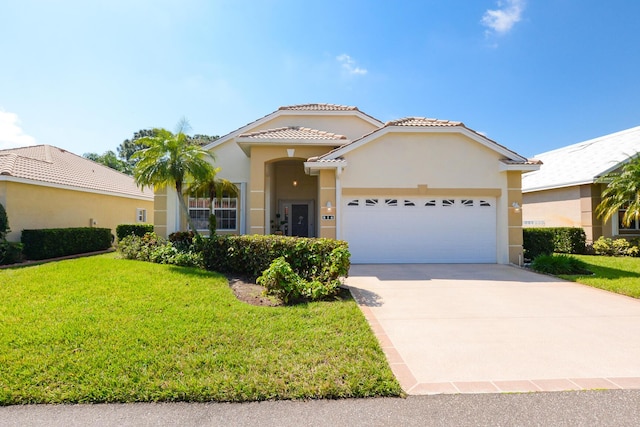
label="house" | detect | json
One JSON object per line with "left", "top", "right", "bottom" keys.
{"left": 155, "top": 104, "right": 539, "bottom": 264}
{"left": 0, "top": 144, "right": 154, "bottom": 242}
{"left": 522, "top": 126, "right": 640, "bottom": 242}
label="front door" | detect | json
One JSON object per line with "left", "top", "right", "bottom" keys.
{"left": 278, "top": 200, "right": 315, "bottom": 237}
{"left": 291, "top": 204, "right": 309, "bottom": 237}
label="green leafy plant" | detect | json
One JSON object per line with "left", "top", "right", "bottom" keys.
{"left": 21, "top": 228, "right": 112, "bottom": 260}
{"left": 116, "top": 223, "right": 154, "bottom": 241}
{"left": 592, "top": 236, "right": 639, "bottom": 256}
{"left": 531, "top": 254, "right": 592, "bottom": 275}
{"left": 0, "top": 202, "right": 9, "bottom": 239}
{"left": 257, "top": 256, "right": 342, "bottom": 304}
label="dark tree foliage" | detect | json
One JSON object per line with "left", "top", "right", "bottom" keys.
{"left": 83, "top": 150, "right": 132, "bottom": 175}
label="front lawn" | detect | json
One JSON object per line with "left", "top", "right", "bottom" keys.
{"left": 559, "top": 255, "right": 640, "bottom": 298}
{"left": 0, "top": 253, "right": 401, "bottom": 404}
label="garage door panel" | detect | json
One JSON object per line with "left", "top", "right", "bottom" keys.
{"left": 343, "top": 197, "right": 496, "bottom": 263}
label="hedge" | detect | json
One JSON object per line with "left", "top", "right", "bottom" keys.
{"left": 523, "top": 227, "right": 587, "bottom": 260}
{"left": 202, "top": 235, "right": 350, "bottom": 284}
{"left": 116, "top": 223, "right": 154, "bottom": 241}
{"left": 21, "top": 227, "right": 112, "bottom": 260}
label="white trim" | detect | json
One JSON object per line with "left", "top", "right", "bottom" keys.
{"left": 499, "top": 162, "right": 541, "bottom": 172}
{"left": 0, "top": 175, "right": 153, "bottom": 201}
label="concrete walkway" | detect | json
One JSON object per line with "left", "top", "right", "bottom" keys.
{"left": 346, "top": 264, "right": 640, "bottom": 395}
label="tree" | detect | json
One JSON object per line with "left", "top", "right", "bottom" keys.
{"left": 83, "top": 150, "right": 132, "bottom": 175}
{"left": 187, "top": 168, "right": 239, "bottom": 236}
{"left": 595, "top": 154, "right": 640, "bottom": 227}
{"left": 118, "top": 130, "right": 219, "bottom": 172}
{"left": 132, "top": 119, "right": 216, "bottom": 234}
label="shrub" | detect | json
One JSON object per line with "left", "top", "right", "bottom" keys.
{"left": 202, "top": 235, "right": 350, "bottom": 284}
{"left": 523, "top": 228, "right": 555, "bottom": 260}
{"left": 257, "top": 257, "right": 342, "bottom": 304}
{"left": 116, "top": 224, "right": 154, "bottom": 241}
{"left": 552, "top": 228, "right": 587, "bottom": 254}
{"left": 0, "top": 241, "right": 23, "bottom": 265}
{"left": 592, "top": 237, "right": 640, "bottom": 256}
{"left": 118, "top": 232, "right": 203, "bottom": 268}
{"left": 21, "top": 228, "right": 112, "bottom": 260}
{"left": 531, "top": 254, "right": 591, "bottom": 275}
{"left": 0, "top": 203, "right": 8, "bottom": 238}
{"left": 168, "top": 231, "right": 195, "bottom": 252}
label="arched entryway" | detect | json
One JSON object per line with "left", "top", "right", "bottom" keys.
{"left": 266, "top": 159, "right": 318, "bottom": 237}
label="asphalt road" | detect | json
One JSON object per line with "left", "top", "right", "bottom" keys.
{"left": 2, "top": 390, "right": 639, "bottom": 427}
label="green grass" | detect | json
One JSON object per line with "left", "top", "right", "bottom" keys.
{"left": 558, "top": 255, "right": 640, "bottom": 298}
{"left": 0, "top": 253, "right": 401, "bottom": 404}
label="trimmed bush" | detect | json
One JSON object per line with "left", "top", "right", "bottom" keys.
{"left": 0, "top": 241, "right": 23, "bottom": 265}
{"left": 202, "top": 235, "right": 350, "bottom": 285}
{"left": 531, "top": 254, "right": 591, "bottom": 275}
{"left": 523, "top": 228, "right": 555, "bottom": 260}
{"left": 21, "top": 228, "right": 112, "bottom": 260}
{"left": 523, "top": 227, "right": 587, "bottom": 260}
{"left": 552, "top": 228, "right": 586, "bottom": 254}
{"left": 257, "top": 256, "right": 344, "bottom": 304}
{"left": 116, "top": 224, "right": 154, "bottom": 241}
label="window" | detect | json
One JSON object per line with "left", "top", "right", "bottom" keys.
{"left": 385, "top": 199, "right": 398, "bottom": 206}
{"left": 214, "top": 196, "right": 237, "bottom": 230}
{"left": 618, "top": 208, "right": 640, "bottom": 231}
{"left": 136, "top": 208, "right": 147, "bottom": 223}
{"left": 442, "top": 199, "right": 455, "bottom": 207}
{"left": 365, "top": 199, "right": 379, "bottom": 206}
{"left": 347, "top": 199, "right": 359, "bottom": 206}
{"left": 188, "top": 195, "right": 211, "bottom": 231}
{"left": 404, "top": 200, "right": 415, "bottom": 206}
{"left": 425, "top": 200, "right": 436, "bottom": 207}
{"left": 188, "top": 191, "right": 238, "bottom": 232}
{"left": 461, "top": 199, "right": 474, "bottom": 207}
{"left": 480, "top": 200, "right": 492, "bottom": 207}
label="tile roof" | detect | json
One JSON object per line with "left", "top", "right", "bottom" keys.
{"left": 385, "top": 117, "right": 463, "bottom": 127}
{"left": 278, "top": 103, "right": 358, "bottom": 111}
{"left": 522, "top": 126, "right": 640, "bottom": 192}
{"left": 239, "top": 126, "right": 347, "bottom": 140}
{"left": 0, "top": 145, "right": 153, "bottom": 199}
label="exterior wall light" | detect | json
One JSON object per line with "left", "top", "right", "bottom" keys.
{"left": 326, "top": 201, "right": 332, "bottom": 212}
{"left": 511, "top": 202, "right": 521, "bottom": 212}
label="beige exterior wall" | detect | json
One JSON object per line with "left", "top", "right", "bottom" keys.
{"left": 522, "top": 186, "right": 582, "bottom": 228}
{"left": 0, "top": 181, "right": 153, "bottom": 242}
{"left": 318, "top": 169, "right": 337, "bottom": 239}
{"left": 340, "top": 133, "right": 504, "bottom": 189}
{"left": 507, "top": 171, "right": 524, "bottom": 265}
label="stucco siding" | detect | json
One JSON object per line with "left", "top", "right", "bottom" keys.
{"left": 522, "top": 186, "right": 581, "bottom": 228}
{"left": 2, "top": 181, "right": 154, "bottom": 242}
{"left": 340, "top": 132, "right": 504, "bottom": 189}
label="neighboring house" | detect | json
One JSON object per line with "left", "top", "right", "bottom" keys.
{"left": 0, "top": 144, "right": 154, "bottom": 242}
{"left": 155, "top": 104, "right": 539, "bottom": 264}
{"left": 522, "top": 126, "right": 640, "bottom": 242}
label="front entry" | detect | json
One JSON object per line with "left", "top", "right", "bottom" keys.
{"left": 278, "top": 200, "right": 315, "bottom": 237}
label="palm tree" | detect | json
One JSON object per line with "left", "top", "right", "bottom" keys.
{"left": 595, "top": 154, "right": 640, "bottom": 227}
{"left": 133, "top": 118, "right": 216, "bottom": 234}
{"left": 187, "top": 169, "right": 239, "bottom": 235}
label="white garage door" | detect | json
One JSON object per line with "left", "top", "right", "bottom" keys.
{"left": 342, "top": 197, "right": 497, "bottom": 263}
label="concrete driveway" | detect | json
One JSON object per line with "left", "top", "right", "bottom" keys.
{"left": 346, "top": 264, "right": 640, "bottom": 395}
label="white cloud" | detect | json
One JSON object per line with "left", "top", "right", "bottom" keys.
{"left": 481, "top": 0, "right": 526, "bottom": 35}
{"left": 0, "top": 110, "right": 37, "bottom": 150}
{"left": 336, "top": 54, "right": 368, "bottom": 76}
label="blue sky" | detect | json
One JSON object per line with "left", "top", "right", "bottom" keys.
{"left": 1, "top": 0, "right": 639, "bottom": 158}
